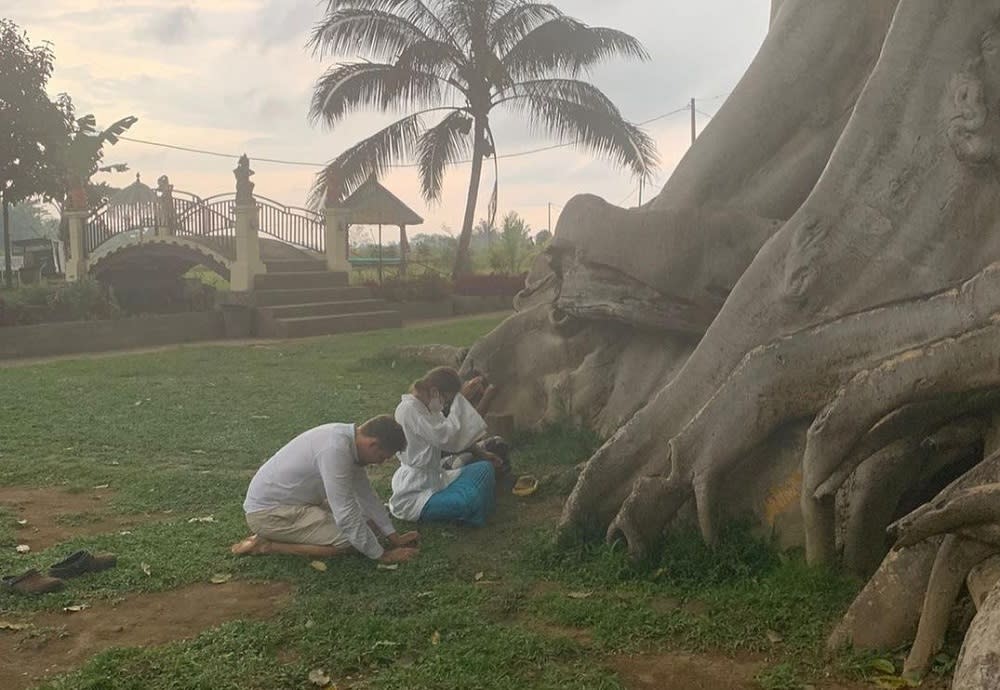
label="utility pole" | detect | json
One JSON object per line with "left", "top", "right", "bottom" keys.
{"left": 2, "top": 192, "right": 11, "bottom": 289}
{"left": 690, "top": 97, "right": 697, "bottom": 145}
{"left": 547, "top": 202, "right": 552, "bottom": 234}
{"left": 638, "top": 179, "right": 644, "bottom": 206}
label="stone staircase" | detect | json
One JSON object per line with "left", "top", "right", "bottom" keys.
{"left": 254, "top": 260, "right": 401, "bottom": 338}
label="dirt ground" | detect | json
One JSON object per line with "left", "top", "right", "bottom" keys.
{"left": 0, "top": 486, "right": 165, "bottom": 551}
{"left": 610, "top": 651, "right": 877, "bottom": 690}
{"left": 0, "top": 581, "right": 291, "bottom": 690}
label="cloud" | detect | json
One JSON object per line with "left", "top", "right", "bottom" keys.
{"left": 248, "top": 0, "right": 319, "bottom": 51}
{"left": 147, "top": 6, "right": 198, "bottom": 44}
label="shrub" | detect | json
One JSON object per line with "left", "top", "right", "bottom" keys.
{"left": 0, "top": 279, "right": 120, "bottom": 326}
{"left": 365, "top": 272, "right": 453, "bottom": 302}
{"left": 453, "top": 273, "right": 527, "bottom": 297}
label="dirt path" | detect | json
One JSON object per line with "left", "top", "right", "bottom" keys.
{"left": 0, "top": 486, "right": 167, "bottom": 551}
{"left": 0, "top": 581, "right": 291, "bottom": 690}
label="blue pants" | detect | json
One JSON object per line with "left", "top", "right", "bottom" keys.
{"left": 419, "top": 461, "right": 496, "bottom": 527}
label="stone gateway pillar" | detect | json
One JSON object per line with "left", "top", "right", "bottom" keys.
{"left": 64, "top": 210, "right": 88, "bottom": 282}
{"left": 324, "top": 206, "right": 351, "bottom": 272}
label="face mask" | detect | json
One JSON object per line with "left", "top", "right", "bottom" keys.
{"left": 428, "top": 393, "right": 444, "bottom": 415}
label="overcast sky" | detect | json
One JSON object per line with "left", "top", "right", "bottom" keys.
{"left": 2, "top": 1, "right": 770, "bottom": 237}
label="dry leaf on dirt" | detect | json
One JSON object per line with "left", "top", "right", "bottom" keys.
{"left": 376, "top": 563, "right": 399, "bottom": 571}
{"left": 308, "top": 668, "right": 332, "bottom": 687}
{"left": 140, "top": 562, "right": 151, "bottom": 576}
{"left": 63, "top": 604, "right": 89, "bottom": 613}
{"left": 93, "top": 484, "right": 110, "bottom": 490}
{"left": 15, "top": 519, "right": 27, "bottom": 526}
{"left": 15, "top": 545, "right": 30, "bottom": 554}
{"left": 566, "top": 591, "right": 593, "bottom": 600}
{"left": 431, "top": 630, "right": 441, "bottom": 645}
{"left": 210, "top": 574, "right": 232, "bottom": 584}
{"left": 0, "top": 621, "right": 31, "bottom": 631}
{"left": 309, "top": 561, "right": 328, "bottom": 572}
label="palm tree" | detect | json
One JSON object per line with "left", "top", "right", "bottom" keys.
{"left": 308, "top": 0, "right": 658, "bottom": 279}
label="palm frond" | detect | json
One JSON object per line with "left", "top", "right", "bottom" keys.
{"left": 496, "top": 79, "right": 621, "bottom": 116}
{"left": 417, "top": 109, "right": 473, "bottom": 201}
{"left": 395, "top": 38, "right": 466, "bottom": 83}
{"left": 308, "top": 8, "right": 432, "bottom": 62}
{"left": 308, "top": 111, "right": 428, "bottom": 209}
{"left": 99, "top": 116, "right": 138, "bottom": 145}
{"left": 502, "top": 17, "right": 649, "bottom": 79}
{"left": 310, "top": 62, "right": 446, "bottom": 127}
{"left": 488, "top": 3, "right": 561, "bottom": 53}
{"left": 504, "top": 94, "right": 658, "bottom": 178}
{"left": 322, "top": 0, "right": 458, "bottom": 47}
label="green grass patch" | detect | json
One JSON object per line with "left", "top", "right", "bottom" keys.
{"left": 1, "top": 315, "right": 868, "bottom": 689}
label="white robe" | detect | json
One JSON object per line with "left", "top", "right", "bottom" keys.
{"left": 389, "top": 393, "right": 487, "bottom": 521}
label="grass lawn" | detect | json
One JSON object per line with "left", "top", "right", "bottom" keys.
{"left": 0, "top": 316, "right": 936, "bottom": 689}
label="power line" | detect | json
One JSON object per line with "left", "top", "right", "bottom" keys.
{"left": 118, "top": 102, "right": 701, "bottom": 170}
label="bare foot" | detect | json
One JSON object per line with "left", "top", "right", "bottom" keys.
{"left": 230, "top": 534, "right": 271, "bottom": 555}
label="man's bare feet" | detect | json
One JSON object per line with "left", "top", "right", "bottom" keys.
{"left": 230, "top": 534, "right": 272, "bottom": 555}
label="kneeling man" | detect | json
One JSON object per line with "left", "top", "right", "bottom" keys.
{"left": 231, "top": 415, "right": 420, "bottom": 564}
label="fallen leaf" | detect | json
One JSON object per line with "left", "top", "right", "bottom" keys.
{"left": 15, "top": 545, "right": 30, "bottom": 554}
{"left": 376, "top": 563, "right": 399, "bottom": 571}
{"left": 209, "top": 573, "right": 232, "bottom": 584}
{"left": 870, "top": 659, "right": 897, "bottom": 675}
{"left": 93, "top": 484, "right": 110, "bottom": 490}
{"left": 373, "top": 640, "right": 399, "bottom": 648}
{"left": 191, "top": 450, "right": 206, "bottom": 455}
{"left": 133, "top": 400, "right": 143, "bottom": 406}
{"left": 110, "top": 461, "right": 120, "bottom": 466}
{"left": 474, "top": 571, "right": 484, "bottom": 581}
{"left": 118, "top": 531, "right": 132, "bottom": 536}
{"left": 187, "top": 515, "right": 216, "bottom": 523}
{"left": 765, "top": 630, "right": 783, "bottom": 644}
{"left": 15, "top": 519, "right": 27, "bottom": 526}
{"left": 305, "top": 619, "right": 315, "bottom": 629}
{"left": 0, "top": 621, "right": 31, "bottom": 631}
{"left": 417, "top": 591, "right": 434, "bottom": 598}
{"left": 63, "top": 605, "right": 89, "bottom": 613}
{"left": 390, "top": 360, "right": 397, "bottom": 369}
{"left": 567, "top": 591, "right": 592, "bottom": 600}
{"left": 250, "top": 415, "right": 270, "bottom": 420}
{"left": 430, "top": 630, "right": 441, "bottom": 646}
{"left": 309, "top": 561, "right": 328, "bottom": 572}
{"left": 307, "top": 669, "right": 332, "bottom": 687}
{"left": 140, "top": 562, "right": 151, "bottom": 576}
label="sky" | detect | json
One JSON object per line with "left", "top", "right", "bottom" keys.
{"left": 2, "top": 0, "right": 771, "bottom": 238}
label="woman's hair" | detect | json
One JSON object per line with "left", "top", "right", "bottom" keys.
{"left": 412, "top": 366, "right": 462, "bottom": 396}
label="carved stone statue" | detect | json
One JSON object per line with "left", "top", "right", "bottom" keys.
{"left": 234, "top": 154, "right": 255, "bottom": 204}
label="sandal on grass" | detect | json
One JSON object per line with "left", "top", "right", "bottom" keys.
{"left": 2, "top": 569, "right": 65, "bottom": 595}
{"left": 48, "top": 550, "right": 117, "bottom": 579}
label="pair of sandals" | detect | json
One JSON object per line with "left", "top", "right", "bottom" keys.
{"left": 2, "top": 550, "right": 117, "bottom": 595}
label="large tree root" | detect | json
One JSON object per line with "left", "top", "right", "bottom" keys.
{"left": 902, "top": 535, "right": 996, "bottom": 681}
{"left": 954, "top": 579, "right": 1000, "bottom": 690}
{"left": 802, "top": 324, "right": 1000, "bottom": 564}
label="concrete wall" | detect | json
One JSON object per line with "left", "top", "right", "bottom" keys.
{"left": 0, "top": 311, "right": 225, "bottom": 360}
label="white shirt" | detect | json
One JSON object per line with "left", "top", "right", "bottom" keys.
{"left": 389, "top": 393, "right": 487, "bottom": 521}
{"left": 243, "top": 423, "right": 393, "bottom": 559}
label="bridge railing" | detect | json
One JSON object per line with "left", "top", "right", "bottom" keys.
{"left": 85, "top": 200, "right": 159, "bottom": 255}
{"left": 171, "top": 192, "right": 237, "bottom": 258}
{"left": 254, "top": 195, "right": 325, "bottom": 254}
{"left": 83, "top": 190, "right": 321, "bottom": 261}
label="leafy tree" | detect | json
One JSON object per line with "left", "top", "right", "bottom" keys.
{"left": 307, "top": 0, "right": 658, "bottom": 279}
{"left": 54, "top": 94, "right": 137, "bottom": 211}
{"left": 488, "top": 210, "right": 534, "bottom": 274}
{"left": 0, "top": 19, "right": 66, "bottom": 286}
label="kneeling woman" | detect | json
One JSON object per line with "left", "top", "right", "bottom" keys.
{"left": 390, "top": 367, "right": 501, "bottom": 526}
